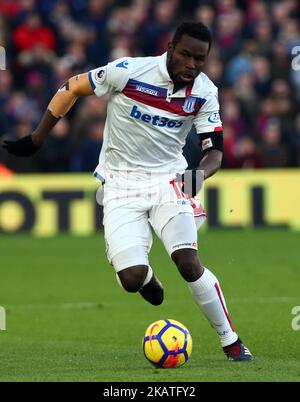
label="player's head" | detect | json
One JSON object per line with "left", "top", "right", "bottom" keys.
{"left": 167, "top": 21, "right": 212, "bottom": 87}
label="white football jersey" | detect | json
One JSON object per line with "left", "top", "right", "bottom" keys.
{"left": 88, "top": 53, "right": 223, "bottom": 180}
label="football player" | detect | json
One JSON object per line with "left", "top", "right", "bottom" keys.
{"left": 3, "top": 22, "right": 253, "bottom": 361}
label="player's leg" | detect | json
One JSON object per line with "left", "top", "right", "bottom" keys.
{"left": 111, "top": 246, "right": 164, "bottom": 305}
{"left": 139, "top": 268, "right": 164, "bottom": 306}
{"left": 103, "top": 204, "right": 163, "bottom": 305}
{"left": 102, "top": 171, "right": 164, "bottom": 305}
{"left": 160, "top": 213, "right": 253, "bottom": 361}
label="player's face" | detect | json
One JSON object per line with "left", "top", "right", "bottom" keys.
{"left": 167, "top": 34, "right": 210, "bottom": 87}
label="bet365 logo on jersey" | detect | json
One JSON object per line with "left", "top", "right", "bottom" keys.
{"left": 130, "top": 105, "right": 183, "bottom": 128}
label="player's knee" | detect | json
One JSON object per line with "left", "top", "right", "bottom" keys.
{"left": 171, "top": 249, "right": 204, "bottom": 282}
{"left": 117, "top": 265, "right": 148, "bottom": 293}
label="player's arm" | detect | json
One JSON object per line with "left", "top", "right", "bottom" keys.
{"left": 182, "top": 88, "right": 224, "bottom": 197}
{"left": 3, "top": 58, "right": 130, "bottom": 157}
{"left": 2, "top": 73, "right": 94, "bottom": 157}
{"left": 181, "top": 130, "right": 223, "bottom": 197}
{"left": 198, "top": 130, "right": 223, "bottom": 179}
{"left": 199, "top": 149, "right": 223, "bottom": 178}
{"left": 34, "top": 73, "right": 94, "bottom": 146}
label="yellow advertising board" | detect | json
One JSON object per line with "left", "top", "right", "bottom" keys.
{"left": 0, "top": 174, "right": 100, "bottom": 236}
{"left": 0, "top": 170, "right": 299, "bottom": 235}
{"left": 204, "top": 170, "right": 300, "bottom": 229}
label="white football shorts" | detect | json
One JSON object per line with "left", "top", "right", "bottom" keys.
{"left": 101, "top": 170, "right": 206, "bottom": 272}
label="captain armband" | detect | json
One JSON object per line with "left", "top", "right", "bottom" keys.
{"left": 199, "top": 130, "right": 224, "bottom": 153}
{"left": 47, "top": 73, "right": 93, "bottom": 118}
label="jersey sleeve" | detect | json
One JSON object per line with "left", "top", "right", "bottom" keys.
{"left": 88, "top": 57, "right": 131, "bottom": 97}
{"left": 193, "top": 90, "right": 223, "bottom": 134}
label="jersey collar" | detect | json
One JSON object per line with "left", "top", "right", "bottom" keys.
{"left": 157, "top": 52, "right": 203, "bottom": 98}
{"left": 158, "top": 52, "right": 171, "bottom": 82}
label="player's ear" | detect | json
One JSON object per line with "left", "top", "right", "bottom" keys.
{"left": 167, "top": 41, "right": 174, "bottom": 52}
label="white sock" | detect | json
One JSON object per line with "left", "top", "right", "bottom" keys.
{"left": 188, "top": 267, "right": 238, "bottom": 347}
{"left": 142, "top": 265, "right": 153, "bottom": 287}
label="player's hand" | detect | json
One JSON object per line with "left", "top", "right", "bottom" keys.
{"left": 175, "top": 169, "right": 205, "bottom": 198}
{"left": 2, "top": 135, "right": 41, "bottom": 157}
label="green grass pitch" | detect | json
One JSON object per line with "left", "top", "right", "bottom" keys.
{"left": 0, "top": 229, "right": 299, "bottom": 382}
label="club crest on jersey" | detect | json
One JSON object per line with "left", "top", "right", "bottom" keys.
{"left": 183, "top": 96, "right": 196, "bottom": 113}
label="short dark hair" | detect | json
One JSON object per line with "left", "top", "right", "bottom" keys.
{"left": 172, "top": 22, "right": 212, "bottom": 52}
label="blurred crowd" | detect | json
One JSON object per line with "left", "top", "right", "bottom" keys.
{"left": 0, "top": 0, "right": 300, "bottom": 174}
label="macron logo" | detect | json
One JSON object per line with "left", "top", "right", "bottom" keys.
{"left": 116, "top": 60, "right": 129, "bottom": 69}
{"left": 130, "top": 105, "right": 183, "bottom": 129}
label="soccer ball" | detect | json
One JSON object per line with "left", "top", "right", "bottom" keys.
{"left": 142, "top": 319, "right": 192, "bottom": 368}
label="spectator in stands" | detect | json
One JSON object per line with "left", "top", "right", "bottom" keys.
{"left": 71, "top": 117, "right": 104, "bottom": 172}
{"left": 38, "top": 118, "right": 72, "bottom": 172}
{"left": 13, "top": 12, "right": 56, "bottom": 52}
{"left": 260, "top": 119, "right": 288, "bottom": 167}
{"left": 234, "top": 136, "right": 263, "bottom": 169}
